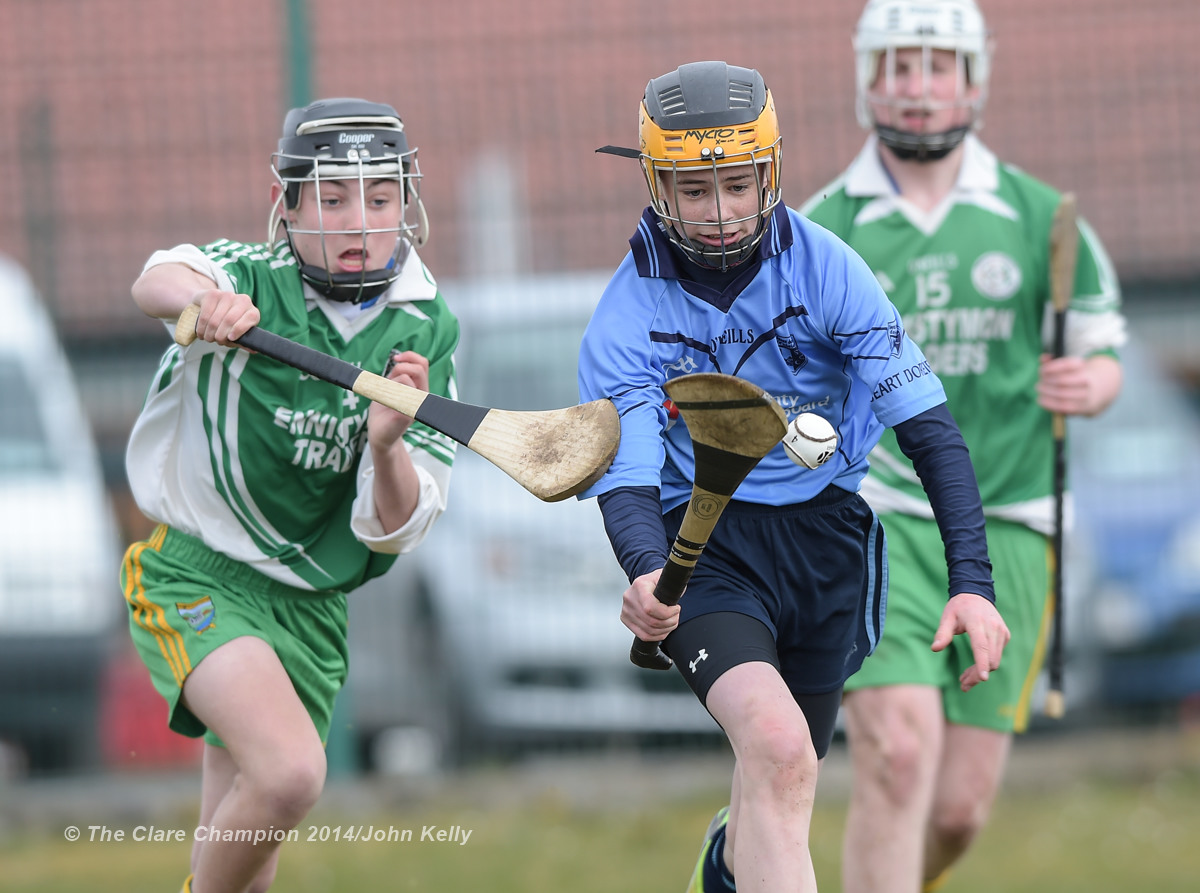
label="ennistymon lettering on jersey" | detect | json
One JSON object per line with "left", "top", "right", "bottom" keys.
{"left": 884, "top": 251, "right": 1021, "bottom": 378}
{"left": 272, "top": 406, "right": 370, "bottom": 472}
{"left": 905, "top": 307, "right": 1015, "bottom": 376}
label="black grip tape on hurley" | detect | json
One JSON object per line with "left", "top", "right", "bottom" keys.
{"left": 237, "top": 326, "right": 362, "bottom": 391}
{"left": 413, "top": 395, "right": 491, "bottom": 447}
{"left": 691, "top": 441, "right": 762, "bottom": 497}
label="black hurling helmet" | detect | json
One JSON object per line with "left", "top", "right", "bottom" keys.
{"left": 269, "top": 97, "right": 428, "bottom": 303}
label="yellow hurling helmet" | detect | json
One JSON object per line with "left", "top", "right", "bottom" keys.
{"left": 638, "top": 62, "right": 782, "bottom": 270}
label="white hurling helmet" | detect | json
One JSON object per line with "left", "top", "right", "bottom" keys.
{"left": 854, "top": 0, "right": 992, "bottom": 160}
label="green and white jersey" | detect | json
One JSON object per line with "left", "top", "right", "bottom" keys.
{"left": 801, "top": 135, "right": 1125, "bottom": 534}
{"left": 127, "top": 239, "right": 459, "bottom": 592}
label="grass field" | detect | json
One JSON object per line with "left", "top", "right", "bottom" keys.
{"left": 3, "top": 731, "right": 1199, "bottom": 891}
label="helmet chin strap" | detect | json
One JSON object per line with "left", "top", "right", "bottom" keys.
{"left": 298, "top": 265, "right": 394, "bottom": 304}
{"left": 679, "top": 230, "right": 760, "bottom": 272}
{"left": 295, "top": 235, "right": 411, "bottom": 304}
{"left": 875, "top": 123, "right": 971, "bottom": 162}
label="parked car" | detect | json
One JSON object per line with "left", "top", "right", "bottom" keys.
{"left": 1066, "top": 340, "right": 1200, "bottom": 719}
{"left": 345, "top": 273, "right": 720, "bottom": 773}
{"left": 0, "top": 256, "right": 124, "bottom": 774}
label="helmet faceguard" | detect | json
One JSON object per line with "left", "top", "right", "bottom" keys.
{"left": 638, "top": 62, "right": 782, "bottom": 271}
{"left": 269, "top": 97, "right": 429, "bottom": 304}
{"left": 854, "top": 0, "right": 992, "bottom": 162}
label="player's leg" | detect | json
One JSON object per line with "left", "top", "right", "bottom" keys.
{"left": 841, "top": 512, "right": 954, "bottom": 893}
{"left": 184, "top": 635, "right": 326, "bottom": 893}
{"left": 922, "top": 724, "right": 1011, "bottom": 885}
{"left": 190, "top": 739, "right": 287, "bottom": 892}
{"left": 668, "top": 491, "right": 877, "bottom": 892}
{"left": 923, "top": 520, "right": 1050, "bottom": 888}
{"left": 707, "top": 660, "right": 822, "bottom": 893}
{"left": 671, "top": 609, "right": 842, "bottom": 893}
{"left": 191, "top": 742, "right": 236, "bottom": 877}
{"left": 842, "top": 684, "right": 945, "bottom": 893}
{"left": 124, "top": 529, "right": 347, "bottom": 892}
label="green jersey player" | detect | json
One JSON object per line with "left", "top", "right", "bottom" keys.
{"left": 122, "top": 98, "right": 459, "bottom": 893}
{"left": 801, "top": 3, "right": 1126, "bottom": 892}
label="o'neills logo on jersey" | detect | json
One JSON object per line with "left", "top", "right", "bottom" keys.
{"left": 339, "top": 132, "right": 375, "bottom": 145}
{"left": 971, "top": 252, "right": 1022, "bottom": 300}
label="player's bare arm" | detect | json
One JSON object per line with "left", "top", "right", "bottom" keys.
{"left": 132, "top": 263, "right": 260, "bottom": 347}
{"left": 368, "top": 350, "right": 430, "bottom": 534}
{"left": 1036, "top": 353, "right": 1123, "bottom": 417}
{"left": 931, "top": 592, "right": 1011, "bottom": 691}
{"left": 620, "top": 568, "right": 680, "bottom": 641}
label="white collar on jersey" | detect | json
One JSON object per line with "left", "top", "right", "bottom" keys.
{"left": 841, "top": 134, "right": 1012, "bottom": 236}
{"left": 843, "top": 133, "right": 1000, "bottom": 198}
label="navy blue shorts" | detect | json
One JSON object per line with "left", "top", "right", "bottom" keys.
{"left": 661, "top": 485, "right": 888, "bottom": 700}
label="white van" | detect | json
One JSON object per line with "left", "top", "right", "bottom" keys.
{"left": 0, "top": 255, "right": 123, "bottom": 774}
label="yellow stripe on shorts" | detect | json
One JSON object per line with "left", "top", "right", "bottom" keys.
{"left": 123, "top": 524, "right": 192, "bottom": 687}
{"left": 1013, "top": 541, "right": 1056, "bottom": 734}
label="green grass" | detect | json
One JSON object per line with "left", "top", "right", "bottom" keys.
{"left": 3, "top": 768, "right": 1199, "bottom": 892}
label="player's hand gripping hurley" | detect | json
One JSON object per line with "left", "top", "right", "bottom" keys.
{"left": 630, "top": 373, "right": 787, "bottom": 670}
{"left": 1045, "top": 193, "right": 1078, "bottom": 718}
{"left": 175, "top": 304, "right": 619, "bottom": 502}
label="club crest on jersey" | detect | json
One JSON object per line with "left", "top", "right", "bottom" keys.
{"left": 176, "top": 596, "right": 216, "bottom": 634}
{"left": 971, "top": 251, "right": 1022, "bottom": 300}
{"left": 887, "top": 318, "right": 904, "bottom": 358}
{"left": 775, "top": 333, "right": 808, "bottom": 374}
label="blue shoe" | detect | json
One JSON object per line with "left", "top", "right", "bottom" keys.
{"left": 685, "top": 806, "right": 731, "bottom": 893}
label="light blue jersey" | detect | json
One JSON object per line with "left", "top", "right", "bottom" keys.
{"left": 578, "top": 206, "right": 947, "bottom": 512}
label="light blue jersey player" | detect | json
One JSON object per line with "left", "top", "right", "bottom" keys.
{"left": 580, "top": 62, "right": 1011, "bottom": 893}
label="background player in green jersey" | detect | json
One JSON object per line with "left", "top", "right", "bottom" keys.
{"left": 122, "top": 98, "right": 459, "bottom": 893}
{"left": 801, "top": 2, "right": 1126, "bottom": 891}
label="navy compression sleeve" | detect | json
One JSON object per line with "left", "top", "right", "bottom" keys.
{"left": 892, "top": 404, "right": 996, "bottom": 602}
{"left": 596, "top": 485, "right": 670, "bottom": 583}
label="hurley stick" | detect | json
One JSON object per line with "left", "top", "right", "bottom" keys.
{"left": 1045, "top": 192, "right": 1078, "bottom": 718}
{"left": 174, "top": 303, "right": 619, "bottom": 502}
{"left": 630, "top": 373, "right": 787, "bottom": 670}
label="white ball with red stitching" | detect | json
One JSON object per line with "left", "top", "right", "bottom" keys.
{"left": 782, "top": 413, "right": 838, "bottom": 469}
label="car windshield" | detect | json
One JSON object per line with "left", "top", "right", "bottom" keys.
{"left": 459, "top": 320, "right": 585, "bottom": 412}
{"left": 0, "top": 357, "right": 57, "bottom": 474}
{"left": 1072, "top": 346, "right": 1200, "bottom": 483}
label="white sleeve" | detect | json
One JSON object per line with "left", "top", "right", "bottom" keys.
{"left": 1041, "top": 305, "right": 1128, "bottom": 357}
{"left": 350, "top": 446, "right": 451, "bottom": 554}
{"left": 143, "top": 244, "right": 238, "bottom": 292}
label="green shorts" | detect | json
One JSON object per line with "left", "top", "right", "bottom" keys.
{"left": 844, "top": 512, "right": 1053, "bottom": 733}
{"left": 121, "top": 525, "right": 349, "bottom": 746}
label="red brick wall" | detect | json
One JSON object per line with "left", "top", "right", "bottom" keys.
{"left": 1, "top": 0, "right": 1195, "bottom": 335}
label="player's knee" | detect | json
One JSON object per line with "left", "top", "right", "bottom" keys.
{"left": 249, "top": 748, "right": 327, "bottom": 826}
{"left": 847, "top": 697, "right": 934, "bottom": 805}
{"left": 849, "top": 713, "right": 928, "bottom": 806}
{"left": 740, "top": 717, "right": 819, "bottom": 796}
{"left": 929, "top": 795, "right": 989, "bottom": 853}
